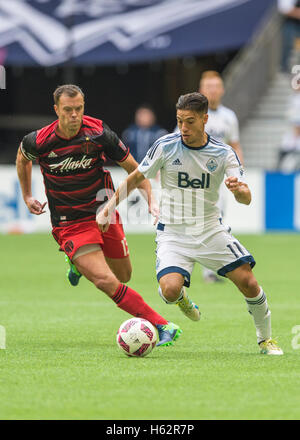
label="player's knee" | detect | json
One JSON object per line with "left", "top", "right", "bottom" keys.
{"left": 161, "top": 283, "right": 182, "bottom": 303}
{"left": 239, "top": 274, "right": 259, "bottom": 295}
{"left": 245, "top": 275, "right": 259, "bottom": 292}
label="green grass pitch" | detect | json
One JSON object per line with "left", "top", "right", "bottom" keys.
{"left": 0, "top": 232, "right": 300, "bottom": 420}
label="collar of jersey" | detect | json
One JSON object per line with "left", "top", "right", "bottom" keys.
{"left": 181, "top": 134, "right": 210, "bottom": 150}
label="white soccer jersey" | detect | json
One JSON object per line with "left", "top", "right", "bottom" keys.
{"left": 138, "top": 132, "right": 244, "bottom": 235}
{"left": 205, "top": 105, "right": 240, "bottom": 145}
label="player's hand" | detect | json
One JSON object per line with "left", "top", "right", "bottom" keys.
{"left": 25, "top": 197, "right": 47, "bottom": 215}
{"left": 96, "top": 208, "right": 111, "bottom": 233}
{"left": 225, "top": 177, "right": 244, "bottom": 193}
{"left": 225, "top": 177, "right": 251, "bottom": 205}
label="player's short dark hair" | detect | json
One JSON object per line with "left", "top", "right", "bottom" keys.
{"left": 176, "top": 92, "right": 208, "bottom": 114}
{"left": 53, "top": 84, "right": 84, "bottom": 105}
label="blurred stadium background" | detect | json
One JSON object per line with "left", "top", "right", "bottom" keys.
{"left": 1, "top": 0, "right": 299, "bottom": 234}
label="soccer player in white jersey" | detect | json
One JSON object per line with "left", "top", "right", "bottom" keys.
{"left": 199, "top": 70, "right": 244, "bottom": 282}
{"left": 97, "top": 92, "right": 283, "bottom": 355}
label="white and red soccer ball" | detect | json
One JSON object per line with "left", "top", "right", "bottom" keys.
{"left": 116, "top": 318, "right": 157, "bottom": 357}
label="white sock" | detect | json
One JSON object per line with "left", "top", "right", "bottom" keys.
{"left": 158, "top": 286, "right": 184, "bottom": 304}
{"left": 245, "top": 287, "right": 271, "bottom": 344}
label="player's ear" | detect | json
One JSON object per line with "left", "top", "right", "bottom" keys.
{"left": 204, "top": 113, "right": 208, "bottom": 124}
{"left": 54, "top": 105, "right": 59, "bottom": 117}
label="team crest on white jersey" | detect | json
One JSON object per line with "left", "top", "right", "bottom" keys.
{"left": 206, "top": 158, "right": 218, "bottom": 172}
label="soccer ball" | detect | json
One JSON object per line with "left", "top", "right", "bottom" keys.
{"left": 116, "top": 318, "right": 157, "bottom": 357}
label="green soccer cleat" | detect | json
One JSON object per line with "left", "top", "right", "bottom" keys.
{"left": 176, "top": 288, "right": 201, "bottom": 321}
{"left": 259, "top": 339, "right": 283, "bottom": 355}
{"left": 65, "top": 255, "right": 82, "bottom": 286}
{"left": 156, "top": 322, "right": 182, "bottom": 347}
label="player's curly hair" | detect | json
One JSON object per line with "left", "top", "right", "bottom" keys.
{"left": 53, "top": 84, "right": 84, "bottom": 105}
{"left": 176, "top": 92, "right": 208, "bottom": 114}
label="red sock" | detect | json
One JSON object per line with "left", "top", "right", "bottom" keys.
{"left": 112, "top": 284, "right": 168, "bottom": 326}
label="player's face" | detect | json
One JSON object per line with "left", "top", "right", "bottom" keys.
{"left": 199, "top": 78, "right": 224, "bottom": 108}
{"left": 176, "top": 109, "right": 208, "bottom": 146}
{"left": 54, "top": 93, "right": 84, "bottom": 135}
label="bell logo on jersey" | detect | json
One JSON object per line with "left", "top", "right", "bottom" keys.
{"left": 178, "top": 172, "right": 210, "bottom": 189}
{"left": 49, "top": 155, "right": 93, "bottom": 172}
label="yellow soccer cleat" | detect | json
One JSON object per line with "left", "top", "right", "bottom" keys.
{"left": 176, "top": 288, "right": 201, "bottom": 322}
{"left": 259, "top": 339, "right": 283, "bottom": 355}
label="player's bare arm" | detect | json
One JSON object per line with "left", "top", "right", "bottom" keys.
{"left": 16, "top": 147, "right": 47, "bottom": 215}
{"left": 117, "top": 153, "right": 159, "bottom": 218}
{"left": 97, "top": 169, "right": 145, "bottom": 232}
{"left": 225, "top": 176, "right": 251, "bottom": 205}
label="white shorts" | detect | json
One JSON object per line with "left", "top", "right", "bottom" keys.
{"left": 155, "top": 224, "right": 255, "bottom": 287}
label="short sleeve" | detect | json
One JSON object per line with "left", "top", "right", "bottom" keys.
{"left": 20, "top": 131, "right": 38, "bottom": 161}
{"left": 138, "top": 140, "right": 165, "bottom": 179}
{"left": 102, "top": 122, "right": 129, "bottom": 162}
{"left": 225, "top": 148, "right": 245, "bottom": 182}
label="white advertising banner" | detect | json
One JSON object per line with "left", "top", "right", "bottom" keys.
{"left": 0, "top": 165, "right": 264, "bottom": 234}
{"left": 222, "top": 169, "right": 264, "bottom": 234}
{"left": 0, "top": 166, "right": 50, "bottom": 233}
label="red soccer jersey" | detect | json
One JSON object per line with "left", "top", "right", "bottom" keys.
{"left": 20, "top": 115, "right": 129, "bottom": 227}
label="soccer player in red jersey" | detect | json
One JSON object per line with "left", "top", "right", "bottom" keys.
{"left": 16, "top": 84, "right": 182, "bottom": 346}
